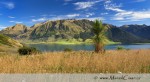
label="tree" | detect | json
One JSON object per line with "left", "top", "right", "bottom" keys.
{"left": 92, "top": 19, "right": 108, "bottom": 53}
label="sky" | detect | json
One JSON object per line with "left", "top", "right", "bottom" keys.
{"left": 0, "top": 0, "right": 150, "bottom": 30}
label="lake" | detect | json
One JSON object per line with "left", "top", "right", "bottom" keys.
{"left": 28, "top": 43, "right": 150, "bottom": 52}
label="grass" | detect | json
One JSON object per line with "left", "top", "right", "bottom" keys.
{"left": 0, "top": 45, "right": 18, "bottom": 54}
{"left": 0, "top": 34, "right": 23, "bottom": 47}
{"left": 24, "top": 40, "right": 85, "bottom": 45}
{"left": 0, "top": 49, "right": 150, "bottom": 73}
{"left": 24, "top": 39, "right": 120, "bottom": 45}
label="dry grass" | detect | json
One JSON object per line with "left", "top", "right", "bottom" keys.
{"left": 0, "top": 49, "right": 150, "bottom": 73}
{"left": 0, "top": 45, "right": 17, "bottom": 54}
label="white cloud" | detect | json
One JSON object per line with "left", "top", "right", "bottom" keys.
{"left": 9, "top": 21, "right": 23, "bottom": 24}
{"left": 87, "top": 17, "right": 105, "bottom": 21}
{"left": 32, "top": 17, "right": 47, "bottom": 22}
{"left": 104, "top": 0, "right": 123, "bottom": 11}
{"left": 131, "top": 11, "right": 150, "bottom": 19}
{"left": 104, "top": 0, "right": 150, "bottom": 21}
{"left": 112, "top": 17, "right": 124, "bottom": 20}
{"left": 54, "top": 14, "right": 80, "bottom": 20}
{"left": 0, "top": 2, "right": 15, "bottom": 9}
{"left": 106, "top": 7, "right": 124, "bottom": 12}
{"left": 101, "top": 12, "right": 108, "bottom": 15}
{"left": 111, "top": 9, "right": 150, "bottom": 21}
{"left": 78, "top": 17, "right": 105, "bottom": 21}
{"left": 74, "top": 0, "right": 102, "bottom": 10}
{"left": 86, "top": 13, "right": 95, "bottom": 17}
{"left": 0, "top": 25, "right": 7, "bottom": 30}
{"left": 8, "top": 16, "right": 15, "bottom": 18}
{"left": 66, "top": 14, "right": 80, "bottom": 18}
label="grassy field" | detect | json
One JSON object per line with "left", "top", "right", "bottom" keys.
{"left": 0, "top": 49, "right": 150, "bottom": 73}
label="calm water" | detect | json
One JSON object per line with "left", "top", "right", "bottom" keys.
{"left": 28, "top": 43, "right": 150, "bottom": 52}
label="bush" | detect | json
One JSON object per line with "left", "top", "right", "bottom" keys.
{"left": 18, "top": 47, "right": 40, "bottom": 55}
{"left": 64, "top": 48, "right": 72, "bottom": 52}
{"left": 116, "top": 46, "right": 125, "bottom": 50}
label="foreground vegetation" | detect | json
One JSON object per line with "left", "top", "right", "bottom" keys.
{"left": 0, "top": 49, "right": 150, "bottom": 73}
{"left": 92, "top": 20, "right": 108, "bottom": 53}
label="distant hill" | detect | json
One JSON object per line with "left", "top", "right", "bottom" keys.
{"left": 120, "top": 24, "right": 150, "bottom": 40}
{"left": 108, "top": 27, "right": 148, "bottom": 43}
{"left": 0, "top": 24, "right": 28, "bottom": 38}
{"left": 0, "top": 34, "right": 23, "bottom": 47}
{"left": 0, "top": 19, "right": 150, "bottom": 43}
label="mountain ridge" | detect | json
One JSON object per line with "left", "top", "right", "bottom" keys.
{"left": 120, "top": 24, "right": 150, "bottom": 40}
{"left": 0, "top": 19, "right": 150, "bottom": 43}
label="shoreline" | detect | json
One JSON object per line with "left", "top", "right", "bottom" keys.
{"left": 21, "top": 40, "right": 150, "bottom": 45}
{"left": 23, "top": 41, "right": 121, "bottom": 45}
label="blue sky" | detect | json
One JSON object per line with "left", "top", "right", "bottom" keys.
{"left": 0, "top": 0, "right": 150, "bottom": 30}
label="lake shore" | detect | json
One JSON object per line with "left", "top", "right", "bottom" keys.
{"left": 23, "top": 40, "right": 120, "bottom": 45}
{"left": 0, "top": 49, "right": 150, "bottom": 73}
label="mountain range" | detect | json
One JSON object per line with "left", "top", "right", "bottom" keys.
{"left": 0, "top": 19, "right": 150, "bottom": 43}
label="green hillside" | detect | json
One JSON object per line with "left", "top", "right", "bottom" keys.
{"left": 0, "top": 34, "right": 22, "bottom": 47}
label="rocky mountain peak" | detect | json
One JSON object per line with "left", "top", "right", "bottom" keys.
{"left": 4, "top": 24, "right": 27, "bottom": 31}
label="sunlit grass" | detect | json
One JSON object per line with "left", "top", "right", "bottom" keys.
{"left": 0, "top": 49, "right": 150, "bottom": 73}
{"left": 22, "top": 39, "right": 120, "bottom": 45}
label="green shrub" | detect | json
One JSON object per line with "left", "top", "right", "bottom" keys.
{"left": 18, "top": 47, "right": 40, "bottom": 55}
{"left": 116, "top": 46, "right": 125, "bottom": 50}
{"left": 64, "top": 48, "right": 72, "bottom": 52}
